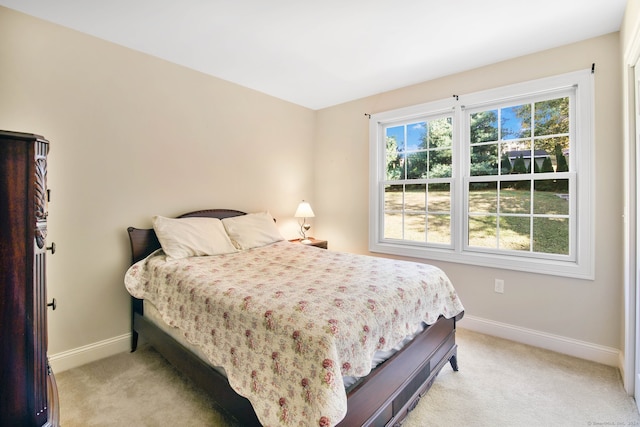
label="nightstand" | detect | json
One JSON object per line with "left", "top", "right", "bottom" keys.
{"left": 289, "top": 237, "right": 328, "bottom": 249}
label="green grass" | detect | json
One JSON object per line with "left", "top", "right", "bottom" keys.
{"left": 384, "top": 189, "right": 569, "bottom": 254}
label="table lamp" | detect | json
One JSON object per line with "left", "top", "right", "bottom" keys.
{"left": 294, "top": 201, "right": 315, "bottom": 244}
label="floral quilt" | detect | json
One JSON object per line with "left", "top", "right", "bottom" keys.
{"left": 124, "top": 241, "right": 464, "bottom": 427}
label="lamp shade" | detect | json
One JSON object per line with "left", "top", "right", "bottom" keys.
{"left": 294, "top": 201, "right": 315, "bottom": 218}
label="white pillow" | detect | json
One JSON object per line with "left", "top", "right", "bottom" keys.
{"left": 221, "top": 212, "right": 284, "bottom": 250}
{"left": 152, "top": 215, "right": 238, "bottom": 260}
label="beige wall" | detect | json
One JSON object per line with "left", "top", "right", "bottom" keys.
{"left": 622, "top": 0, "right": 640, "bottom": 49}
{"left": 0, "top": 7, "right": 316, "bottom": 355}
{"left": 315, "top": 33, "right": 624, "bottom": 350}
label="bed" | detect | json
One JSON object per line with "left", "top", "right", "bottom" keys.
{"left": 125, "top": 209, "right": 464, "bottom": 427}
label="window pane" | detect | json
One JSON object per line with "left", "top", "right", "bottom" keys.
{"left": 428, "top": 183, "right": 450, "bottom": 212}
{"left": 533, "top": 136, "right": 569, "bottom": 173}
{"left": 469, "top": 182, "right": 497, "bottom": 213}
{"left": 533, "top": 217, "right": 569, "bottom": 254}
{"left": 549, "top": 136, "right": 569, "bottom": 172}
{"left": 499, "top": 143, "right": 513, "bottom": 175}
{"left": 470, "top": 110, "right": 498, "bottom": 143}
{"left": 429, "top": 148, "right": 452, "bottom": 178}
{"left": 533, "top": 180, "right": 569, "bottom": 215}
{"left": 505, "top": 139, "right": 531, "bottom": 153}
{"left": 534, "top": 97, "right": 569, "bottom": 136}
{"left": 499, "top": 216, "right": 531, "bottom": 251}
{"left": 470, "top": 144, "right": 498, "bottom": 176}
{"left": 507, "top": 141, "right": 533, "bottom": 174}
{"left": 533, "top": 139, "right": 554, "bottom": 173}
{"left": 501, "top": 104, "right": 531, "bottom": 140}
{"left": 405, "top": 214, "right": 426, "bottom": 241}
{"left": 386, "top": 135, "right": 404, "bottom": 180}
{"left": 384, "top": 184, "right": 403, "bottom": 211}
{"left": 406, "top": 151, "right": 427, "bottom": 179}
{"left": 405, "top": 184, "right": 426, "bottom": 211}
{"left": 468, "top": 215, "right": 497, "bottom": 248}
{"left": 554, "top": 137, "right": 569, "bottom": 172}
{"left": 499, "top": 183, "right": 530, "bottom": 214}
{"left": 406, "top": 122, "right": 426, "bottom": 151}
{"left": 384, "top": 212, "right": 402, "bottom": 239}
{"left": 533, "top": 179, "right": 569, "bottom": 215}
{"left": 427, "top": 214, "right": 451, "bottom": 244}
{"left": 428, "top": 117, "right": 452, "bottom": 148}
{"left": 386, "top": 125, "right": 405, "bottom": 150}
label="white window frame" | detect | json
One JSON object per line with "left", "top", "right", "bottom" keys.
{"left": 369, "top": 69, "right": 594, "bottom": 279}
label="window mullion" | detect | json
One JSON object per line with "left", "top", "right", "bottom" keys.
{"left": 453, "top": 105, "right": 465, "bottom": 254}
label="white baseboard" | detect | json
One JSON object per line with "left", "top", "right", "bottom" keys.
{"left": 48, "top": 317, "right": 622, "bottom": 374}
{"left": 49, "top": 333, "right": 131, "bottom": 373}
{"left": 459, "top": 315, "right": 621, "bottom": 368}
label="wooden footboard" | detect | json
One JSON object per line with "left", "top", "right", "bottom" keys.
{"left": 340, "top": 315, "right": 459, "bottom": 427}
{"left": 131, "top": 296, "right": 462, "bottom": 427}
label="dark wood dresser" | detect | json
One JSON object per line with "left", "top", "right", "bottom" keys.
{"left": 0, "top": 130, "right": 59, "bottom": 426}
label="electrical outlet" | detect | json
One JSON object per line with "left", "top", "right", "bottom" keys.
{"left": 494, "top": 279, "right": 504, "bottom": 294}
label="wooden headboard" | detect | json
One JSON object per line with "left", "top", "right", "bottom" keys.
{"left": 126, "top": 209, "right": 247, "bottom": 264}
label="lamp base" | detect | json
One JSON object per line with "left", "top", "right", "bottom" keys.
{"left": 300, "top": 239, "right": 312, "bottom": 244}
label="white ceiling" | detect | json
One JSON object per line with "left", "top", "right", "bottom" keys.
{"left": 0, "top": 0, "right": 627, "bottom": 110}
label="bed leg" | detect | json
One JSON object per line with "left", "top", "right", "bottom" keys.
{"left": 449, "top": 354, "right": 459, "bottom": 371}
{"left": 131, "top": 297, "right": 143, "bottom": 352}
{"left": 131, "top": 330, "right": 139, "bottom": 352}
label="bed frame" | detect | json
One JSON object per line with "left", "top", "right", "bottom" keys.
{"left": 127, "top": 209, "right": 463, "bottom": 427}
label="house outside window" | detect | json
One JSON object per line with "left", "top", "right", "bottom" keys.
{"left": 369, "top": 70, "right": 594, "bottom": 279}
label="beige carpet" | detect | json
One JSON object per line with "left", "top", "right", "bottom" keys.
{"left": 56, "top": 329, "right": 640, "bottom": 426}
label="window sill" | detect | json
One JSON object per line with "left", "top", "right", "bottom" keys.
{"left": 368, "top": 241, "right": 594, "bottom": 280}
